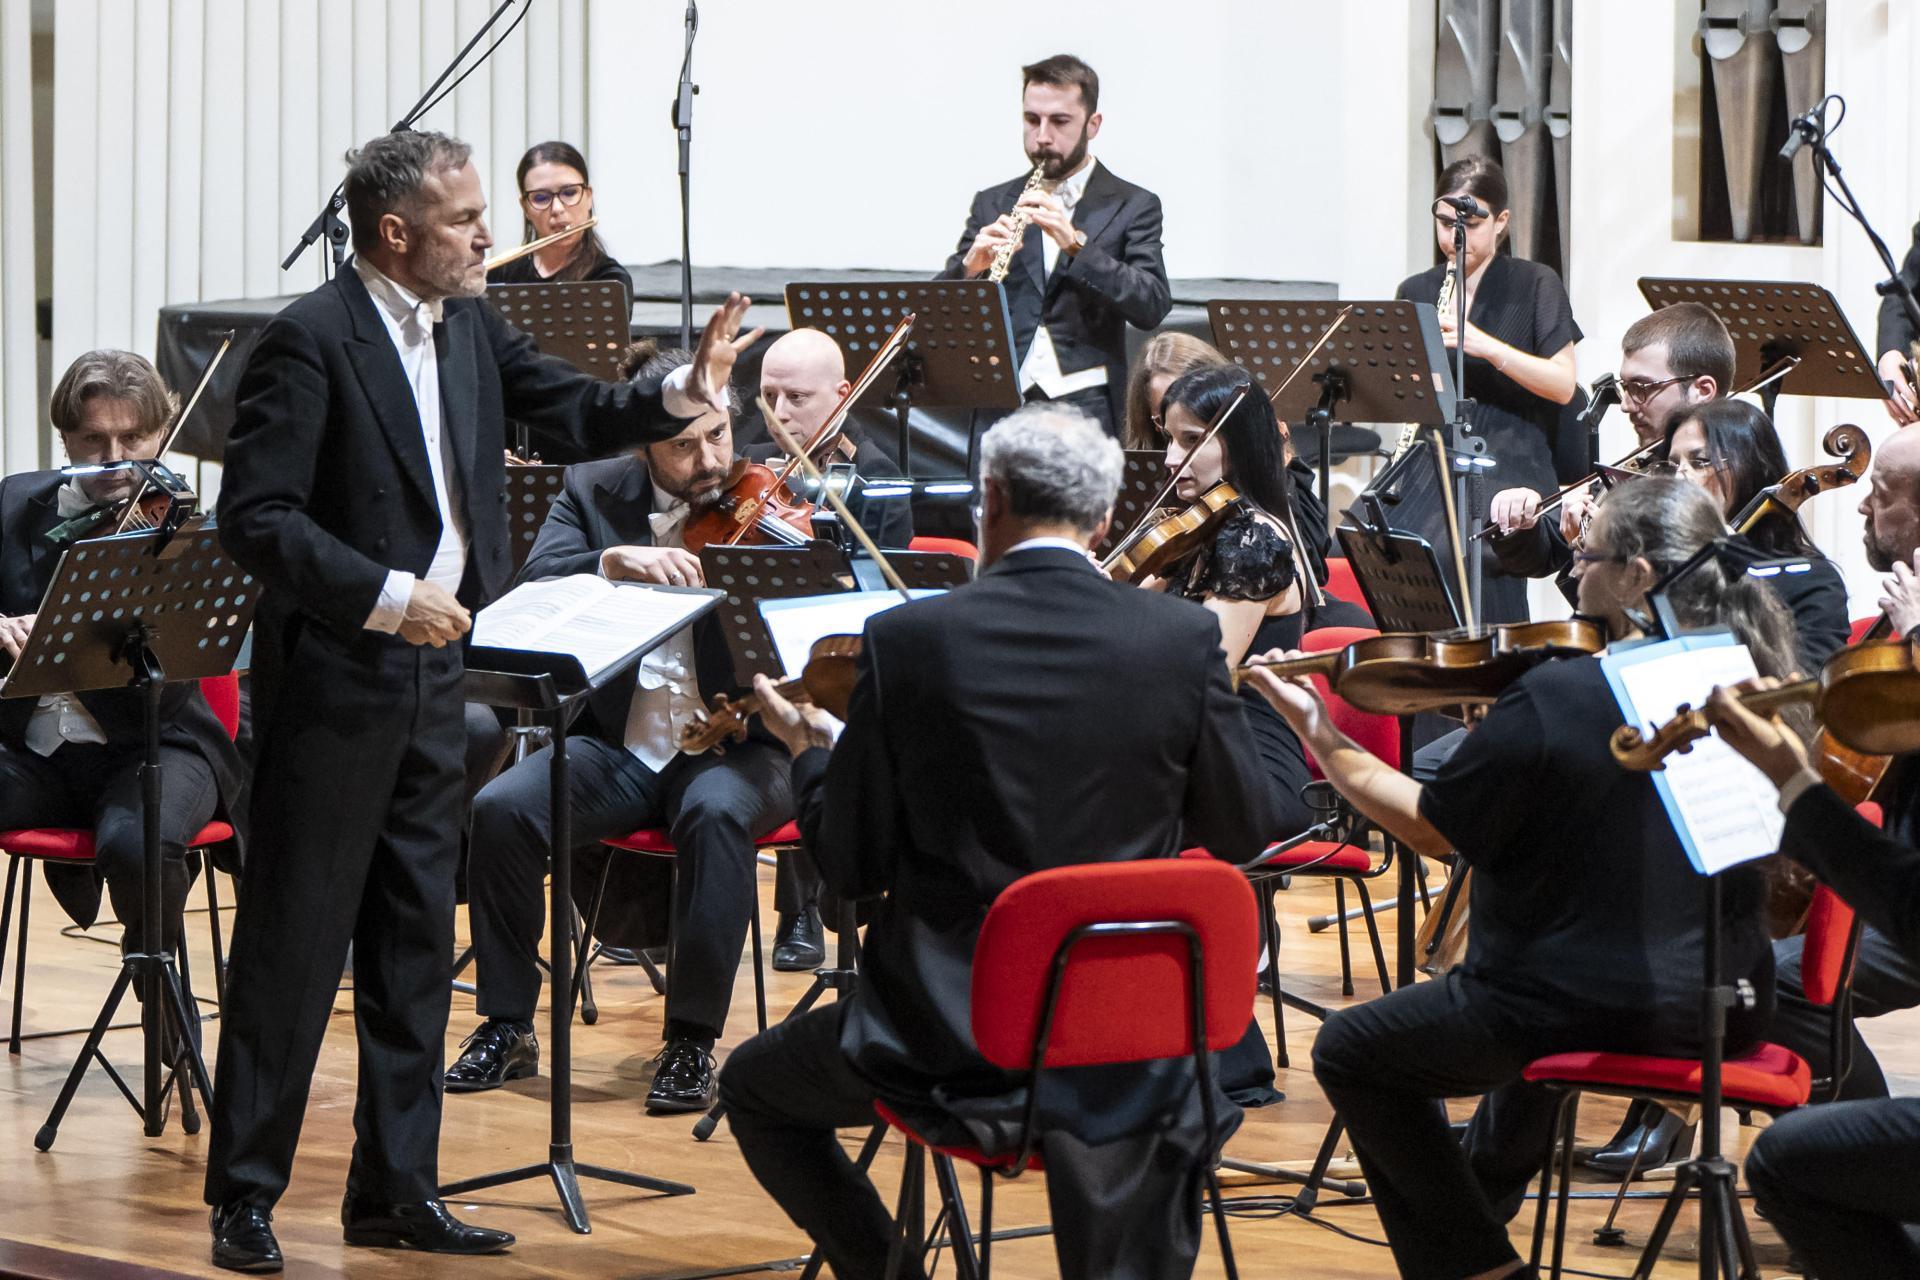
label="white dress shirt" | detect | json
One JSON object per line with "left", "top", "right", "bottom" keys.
{"left": 1003, "top": 534, "right": 1097, "bottom": 562}
{"left": 616, "top": 492, "right": 705, "bottom": 772}
{"left": 24, "top": 480, "right": 110, "bottom": 755}
{"left": 1020, "top": 156, "right": 1109, "bottom": 399}
{"left": 355, "top": 257, "right": 470, "bottom": 633}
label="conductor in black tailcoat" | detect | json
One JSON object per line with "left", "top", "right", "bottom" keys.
{"left": 202, "top": 129, "right": 761, "bottom": 1274}
{"left": 938, "top": 54, "right": 1172, "bottom": 439}
{"left": 719, "top": 404, "right": 1276, "bottom": 1280}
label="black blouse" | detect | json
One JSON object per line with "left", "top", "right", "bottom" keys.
{"left": 488, "top": 246, "right": 634, "bottom": 301}
{"left": 1397, "top": 254, "right": 1581, "bottom": 503}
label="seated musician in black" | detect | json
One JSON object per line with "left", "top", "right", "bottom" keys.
{"left": 485, "top": 140, "right": 632, "bottom": 295}
{"left": 1243, "top": 477, "right": 1788, "bottom": 1280}
{"left": 0, "top": 350, "right": 243, "bottom": 963}
{"left": 719, "top": 405, "right": 1276, "bottom": 1280}
{"left": 447, "top": 346, "right": 794, "bottom": 1114}
{"left": 1147, "top": 364, "right": 1317, "bottom": 837}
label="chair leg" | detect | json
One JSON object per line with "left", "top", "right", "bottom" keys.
{"left": 570, "top": 859, "right": 615, "bottom": 1024}
{"left": 749, "top": 887, "right": 767, "bottom": 1034}
{"left": 1261, "top": 884, "right": 1288, "bottom": 1069}
{"left": 10, "top": 861, "right": 31, "bottom": 1055}
{"left": 1350, "top": 879, "right": 1392, "bottom": 995}
{"left": 1332, "top": 880, "right": 1354, "bottom": 996}
{"left": 930, "top": 1154, "right": 980, "bottom": 1280}
{"left": 884, "top": 1142, "right": 926, "bottom": 1280}
{"left": 1550, "top": 1094, "right": 1580, "bottom": 1280}
{"left": 204, "top": 865, "right": 227, "bottom": 1007}
{"left": 978, "top": 1168, "right": 994, "bottom": 1277}
{"left": 1530, "top": 1093, "right": 1563, "bottom": 1270}
{"left": 0, "top": 856, "right": 19, "bottom": 1054}
{"left": 1594, "top": 1097, "right": 1666, "bottom": 1246}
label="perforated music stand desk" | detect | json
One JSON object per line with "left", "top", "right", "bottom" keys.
{"left": 1637, "top": 278, "right": 1886, "bottom": 411}
{"left": 1094, "top": 450, "right": 1167, "bottom": 562}
{"left": 504, "top": 464, "right": 567, "bottom": 576}
{"left": 699, "top": 544, "right": 856, "bottom": 687}
{"left": 786, "top": 281, "right": 1023, "bottom": 477}
{"left": 1209, "top": 299, "right": 1456, "bottom": 506}
{"left": 1, "top": 523, "right": 255, "bottom": 1147}
{"left": 850, "top": 550, "right": 972, "bottom": 593}
{"left": 448, "top": 583, "right": 722, "bottom": 1231}
{"left": 488, "top": 280, "right": 633, "bottom": 381}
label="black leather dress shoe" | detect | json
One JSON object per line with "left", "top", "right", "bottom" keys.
{"left": 341, "top": 1197, "right": 514, "bottom": 1254}
{"left": 645, "top": 1037, "right": 718, "bottom": 1114}
{"left": 210, "top": 1202, "right": 283, "bottom": 1274}
{"left": 772, "top": 904, "right": 826, "bottom": 971}
{"left": 444, "top": 1019, "right": 538, "bottom": 1093}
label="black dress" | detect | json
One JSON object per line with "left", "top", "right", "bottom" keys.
{"left": 1398, "top": 254, "right": 1582, "bottom": 622}
{"left": 487, "top": 245, "right": 634, "bottom": 300}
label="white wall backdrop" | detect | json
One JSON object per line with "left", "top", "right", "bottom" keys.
{"left": 0, "top": 0, "right": 35, "bottom": 474}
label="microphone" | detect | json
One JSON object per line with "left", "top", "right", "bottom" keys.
{"left": 1577, "top": 373, "right": 1620, "bottom": 430}
{"left": 1779, "top": 107, "right": 1821, "bottom": 162}
{"left": 1436, "top": 193, "right": 1489, "bottom": 220}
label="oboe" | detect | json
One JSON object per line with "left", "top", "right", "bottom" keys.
{"left": 986, "top": 164, "right": 1049, "bottom": 284}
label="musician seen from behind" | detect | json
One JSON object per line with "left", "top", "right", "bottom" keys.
{"left": 446, "top": 343, "right": 794, "bottom": 1116}
{"left": 1485, "top": 301, "right": 1734, "bottom": 588}
{"left": 204, "top": 128, "right": 752, "bottom": 1273}
{"left": 0, "top": 350, "right": 243, "bottom": 978}
{"left": 1395, "top": 155, "right": 1578, "bottom": 622}
{"left": 719, "top": 405, "right": 1277, "bottom": 1280}
{"left": 940, "top": 54, "right": 1171, "bottom": 439}
{"left": 1243, "top": 477, "right": 1789, "bottom": 1280}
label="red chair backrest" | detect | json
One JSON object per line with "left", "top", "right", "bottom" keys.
{"left": 197, "top": 671, "right": 241, "bottom": 741}
{"left": 908, "top": 535, "right": 980, "bottom": 562}
{"left": 1296, "top": 626, "right": 1400, "bottom": 773}
{"left": 971, "top": 859, "right": 1257, "bottom": 1071}
{"left": 1324, "top": 556, "right": 1363, "bottom": 607}
{"left": 1848, "top": 616, "right": 1882, "bottom": 644}
{"left": 1800, "top": 884, "right": 1858, "bottom": 1008}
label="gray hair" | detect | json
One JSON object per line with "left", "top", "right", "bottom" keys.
{"left": 344, "top": 130, "right": 474, "bottom": 254}
{"left": 978, "top": 404, "right": 1123, "bottom": 532}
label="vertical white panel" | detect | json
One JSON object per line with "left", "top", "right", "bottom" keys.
{"left": 351, "top": 0, "right": 389, "bottom": 145}
{"left": 315, "top": 0, "right": 356, "bottom": 258}
{"left": 558, "top": 0, "right": 585, "bottom": 149}
{"left": 242, "top": 1, "right": 282, "bottom": 298}
{"left": 453, "top": 0, "right": 493, "bottom": 181}
{"left": 198, "top": 0, "right": 247, "bottom": 301}
{"left": 128, "top": 2, "right": 169, "bottom": 357}
{"left": 278, "top": 0, "right": 323, "bottom": 295}
{"left": 417, "top": 0, "right": 452, "bottom": 131}
{"left": 523, "top": 0, "right": 561, "bottom": 145}
{"left": 386, "top": 0, "right": 422, "bottom": 131}
{"left": 92, "top": 0, "right": 138, "bottom": 353}
{"left": 51, "top": 0, "right": 99, "bottom": 379}
{"left": 490, "top": 0, "right": 528, "bottom": 246}
{"left": 0, "top": 0, "right": 38, "bottom": 470}
{"left": 165, "top": 0, "right": 206, "bottom": 305}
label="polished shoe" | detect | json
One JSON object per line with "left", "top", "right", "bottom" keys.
{"left": 772, "top": 904, "right": 825, "bottom": 971}
{"left": 444, "top": 1018, "right": 538, "bottom": 1093}
{"left": 341, "top": 1197, "right": 514, "bottom": 1254}
{"left": 645, "top": 1037, "right": 718, "bottom": 1114}
{"left": 210, "top": 1202, "right": 283, "bottom": 1274}
{"left": 1582, "top": 1105, "right": 1695, "bottom": 1177}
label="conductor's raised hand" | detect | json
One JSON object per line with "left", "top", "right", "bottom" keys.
{"left": 752, "top": 673, "right": 843, "bottom": 758}
{"left": 1239, "top": 649, "right": 1333, "bottom": 743}
{"left": 689, "top": 292, "right": 764, "bottom": 415}
{"left": 1702, "top": 678, "right": 1808, "bottom": 789}
{"left": 0, "top": 613, "right": 33, "bottom": 661}
{"left": 397, "top": 581, "right": 471, "bottom": 649}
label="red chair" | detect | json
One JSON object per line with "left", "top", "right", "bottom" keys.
{"left": 581, "top": 820, "right": 804, "bottom": 1031}
{"left": 1323, "top": 556, "right": 1363, "bottom": 608}
{"left": 1520, "top": 884, "right": 1861, "bottom": 1278}
{"left": 0, "top": 671, "right": 242, "bottom": 1052}
{"left": 907, "top": 535, "right": 980, "bottom": 562}
{"left": 1848, "top": 615, "right": 1882, "bottom": 644}
{"left": 873, "top": 858, "right": 1255, "bottom": 1280}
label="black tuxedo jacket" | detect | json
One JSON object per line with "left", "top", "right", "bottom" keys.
{"left": 791, "top": 547, "right": 1274, "bottom": 1144}
{"left": 939, "top": 163, "right": 1172, "bottom": 425}
{"left": 0, "top": 470, "right": 244, "bottom": 822}
{"left": 1782, "top": 757, "right": 1920, "bottom": 964}
{"left": 217, "top": 263, "right": 690, "bottom": 724}
{"left": 517, "top": 453, "right": 767, "bottom": 748}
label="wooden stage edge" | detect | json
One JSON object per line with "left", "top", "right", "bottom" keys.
{"left": 3, "top": 865, "right": 1916, "bottom": 1279}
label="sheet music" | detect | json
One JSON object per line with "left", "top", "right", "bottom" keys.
{"left": 1608, "top": 639, "right": 1784, "bottom": 875}
{"left": 473, "top": 576, "right": 713, "bottom": 681}
{"left": 759, "top": 590, "right": 939, "bottom": 678}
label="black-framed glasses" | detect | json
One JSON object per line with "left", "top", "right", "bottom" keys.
{"left": 1616, "top": 373, "right": 1694, "bottom": 405}
{"left": 523, "top": 183, "right": 588, "bottom": 211}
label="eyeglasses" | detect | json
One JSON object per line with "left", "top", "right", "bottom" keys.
{"left": 1572, "top": 549, "right": 1628, "bottom": 566}
{"left": 1616, "top": 374, "right": 1694, "bottom": 406}
{"left": 1670, "top": 451, "right": 1722, "bottom": 477}
{"left": 523, "top": 184, "right": 588, "bottom": 211}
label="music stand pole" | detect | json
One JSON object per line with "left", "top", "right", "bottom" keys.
{"left": 1449, "top": 213, "right": 1486, "bottom": 628}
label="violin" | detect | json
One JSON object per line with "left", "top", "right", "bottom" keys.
{"left": 1730, "top": 422, "right": 1870, "bottom": 535}
{"left": 681, "top": 458, "right": 818, "bottom": 552}
{"left": 679, "top": 636, "right": 862, "bottom": 755}
{"left": 1233, "top": 618, "right": 1607, "bottom": 717}
{"left": 1105, "top": 483, "right": 1240, "bottom": 585}
{"left": 45, "top": 460, "right": 198, "bottom": 546}
{"left": 1610, "top": 631, "right": 1920, "bottom": 770}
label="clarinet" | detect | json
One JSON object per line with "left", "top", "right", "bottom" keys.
{"left": 986, "top": 164, "right": 1049, "bottom": 284}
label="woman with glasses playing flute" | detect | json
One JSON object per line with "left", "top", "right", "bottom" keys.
{"left": 487, "top": 140, "right": 633, "bottom": 296}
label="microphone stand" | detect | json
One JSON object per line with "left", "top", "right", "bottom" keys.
{"left": 281, "top": 0, "right": 530, "bottom": 278}
{"left": 672, "top": 2, "right": 700, "bottom": 349}
{"left": 1447, "top": 211, "right": 1485, "bottom": 627}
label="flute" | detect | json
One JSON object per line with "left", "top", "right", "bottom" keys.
{"left": 483, "top": 217, "right": 599, "bottom": 272}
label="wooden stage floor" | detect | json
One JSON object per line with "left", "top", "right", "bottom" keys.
{"left": 1, "top": 863, "right": 1913, "bottom": 1279}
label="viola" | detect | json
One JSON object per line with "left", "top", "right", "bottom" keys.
{"left": 1105, "top": 483, "right": 1241, "bottom": 585}
{"left": 1232, "top": 618, "right": 1607, "bottom": 717}
{"left": 681, "top": 459, "right": 818, "bottom": 553}
{"left": 678, "top": 635, "right": 862, "bottom": 754}
{"left": 45, "top": 463, "right": 197, "bottom": 546}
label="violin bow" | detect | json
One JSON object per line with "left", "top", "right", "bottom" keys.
{"left": 113, "top": 329, "right": 235, "bottom": 536}
{"left": 755, "top": 393, "right": 914, "bottom": 602}
{"left": 1468, "top": 436, "right": 1665, "bottom": 542}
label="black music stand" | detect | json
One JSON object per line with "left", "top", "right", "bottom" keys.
{"left": 504, "top": 464, "right": 568, "bottom": 577}
{"left": 489, "top": 280, "right": 634, "bottom": 457}
{"left": 785, "top": 281, "right": 1023, "bottom": 477}
{"left": 444, "top": 585, "right": 721, "bottom": 1233}
{"left": 1637, "top": 278, "right": 1886, "bottom": 419}
{"left": 1093, "top": 450, "right": 1169, "bottom": 562}
{"left": 850, "top": 550, "right": 971, "bottom": 593}
{"left": 2, "top": 525, "right": 255, "bottom": 1148}
{"left": 698, "top": 544, "right": 856, "bottom": 688}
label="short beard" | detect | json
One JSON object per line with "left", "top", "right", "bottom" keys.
{"left": 1029, "top": 125, "right": 1090, "bottom": 181}
{"left": 678, "top": 469, "right": 733, "bottom": 513}
{"left": 1866, "top": 528, "right": 1896, "bottom": 573}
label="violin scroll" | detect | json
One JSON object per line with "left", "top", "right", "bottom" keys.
{"left": 678, "top": 695, "right": 752, "bottom": 755}
{"left": 1609, "top": 710, "right": 1710, "bottom": 772}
